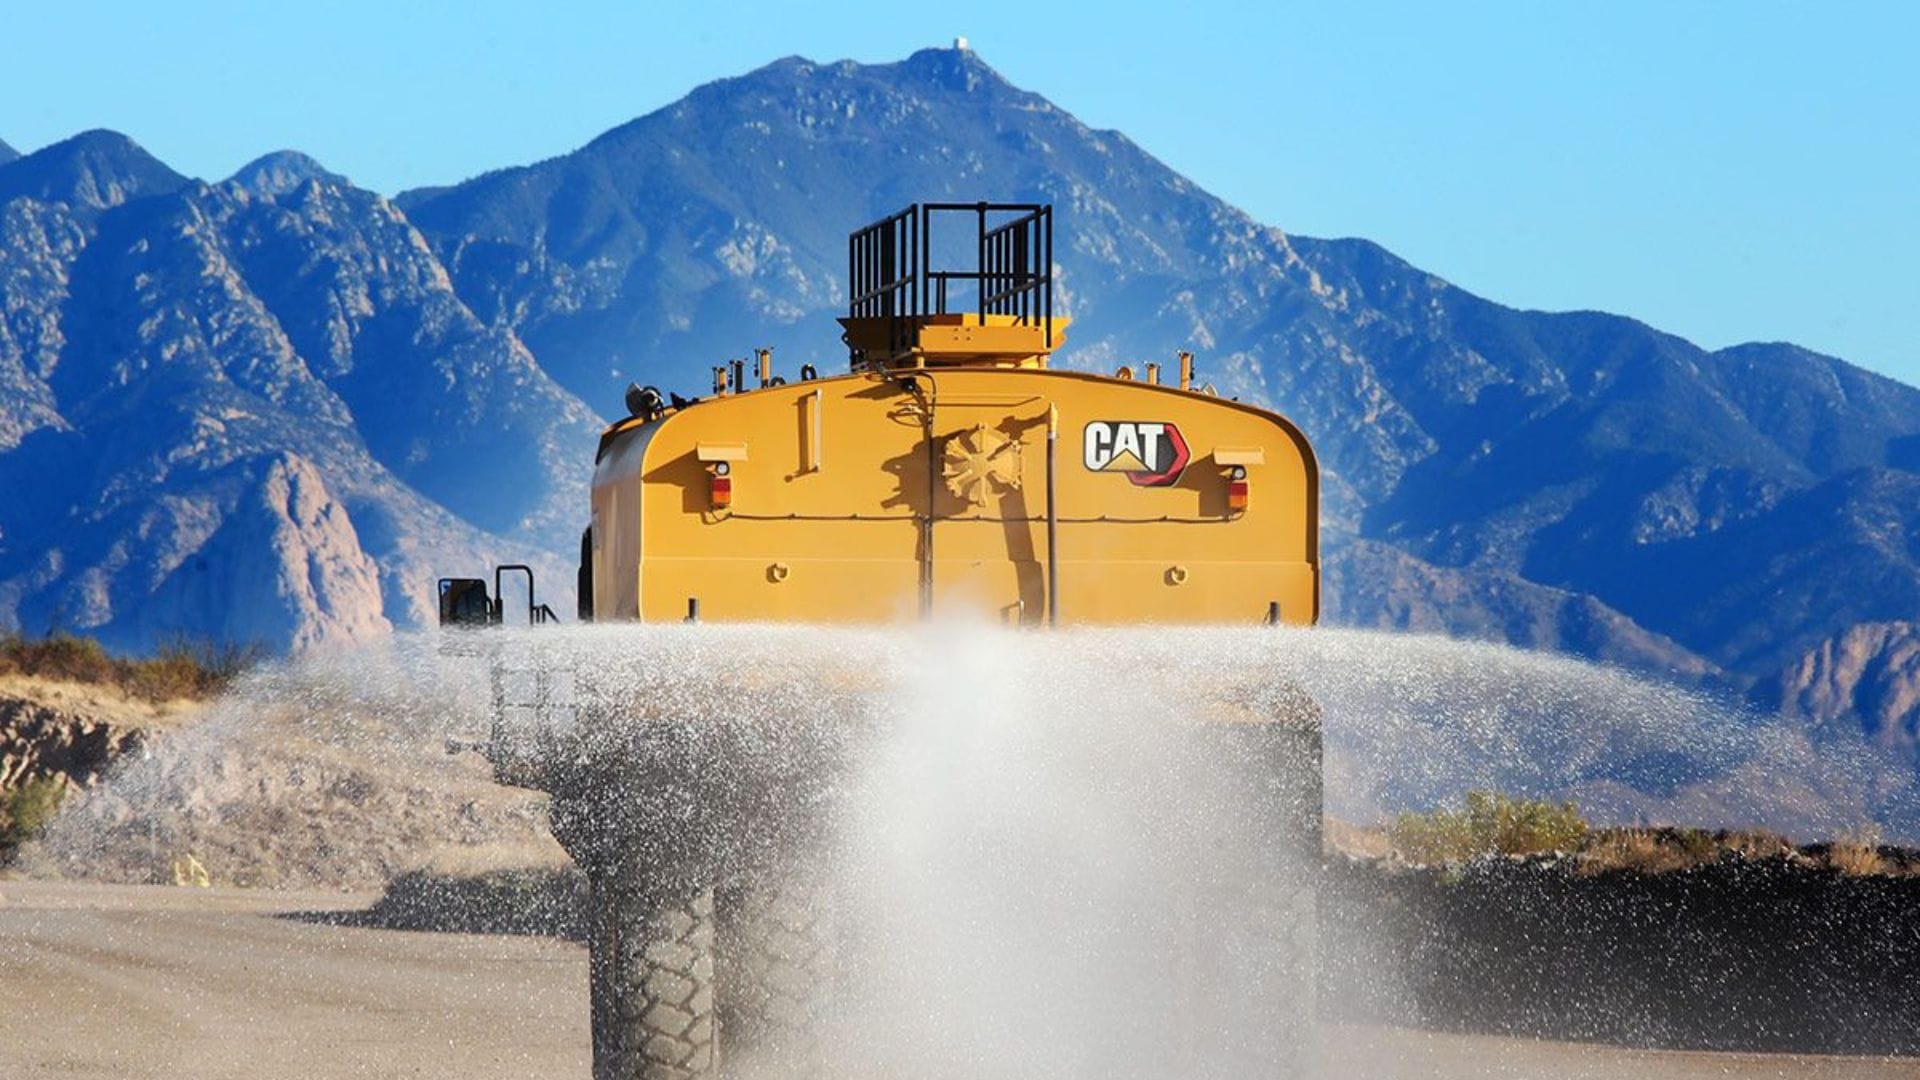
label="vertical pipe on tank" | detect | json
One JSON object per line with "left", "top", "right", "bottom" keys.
{"left": 1047, "top": 404, "right": 1060, "bottom": 627}
{"left": 923, "top": 409, "right": 935, "bottom": 620}
{"left": 804, "top": 387, "right": 822, "bottom": 472}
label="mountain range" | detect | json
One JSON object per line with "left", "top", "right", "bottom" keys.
{"left": 1, "top": 47, "right": 1915, "bottom": 753}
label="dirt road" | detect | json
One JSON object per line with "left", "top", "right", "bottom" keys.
{"left": 0, "top": 881, "right": 587, "bottom": 1078}
{"left": 0, "top": 880, "right": 1910, "bottom": 1079}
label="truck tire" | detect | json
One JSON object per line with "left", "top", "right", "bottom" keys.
{"left": 716, "top": 875, "right": 836, "bottom": 1079}
{"left": 589, "top": 872, "right": 720, "bottom": 1080}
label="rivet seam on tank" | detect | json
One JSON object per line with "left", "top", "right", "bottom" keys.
{"left": 1166, "top": 565, "right": 1189, "bottom": 585}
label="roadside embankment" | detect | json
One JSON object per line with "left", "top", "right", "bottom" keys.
{"left": 0, "top": 675, "right": 196, "bottom": 860}
{"left": 1324, "top": 851, "right": 1920, "bottom": 1055}
{"left": 0, "top": 664, "right": 566, "bottom": 888}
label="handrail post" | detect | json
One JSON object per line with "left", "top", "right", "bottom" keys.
{"left": 976, "top": 201, "right": 987, "bottom": 326}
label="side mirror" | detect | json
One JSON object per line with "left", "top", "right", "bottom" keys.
{"left": 437, "top": 578, "right": 492, "bottom": 627}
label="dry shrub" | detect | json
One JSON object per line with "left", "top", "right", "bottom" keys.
{"left": 0, "top": 633, "right": 257, "bottom": 702}
{"left": 0, "top": 634, "right": 117, "bottom": 685}
{"left": 1828, "top": 827, "right": 1895, "bottom": 877}
{"left": 1723, "top": 829, "right": 1797, "bottom": 862}
{"left": 127, "top": 637, "right": 261, "bottom": 700}
{"left": 1389, "top": 790, "right": 1589, "bottom": 865}
{"left": 1580, "top": 828, "right": 1696, "bottom": 875}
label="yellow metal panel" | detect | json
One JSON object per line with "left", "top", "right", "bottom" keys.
{"left": 593, "top": 364, "right": 1318, "bottom": 627}
{"left": 642, "top": 556, "right": 921, "bottom": 624}
{"left": 915, "top": 322, "right": 1052, "bottom": 356}
{"left": 840, "top": 313, "right": 1072, "bottom": 368}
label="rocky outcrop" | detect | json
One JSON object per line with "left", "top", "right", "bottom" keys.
{"left": 0, "top": 678, "right": 163, "bottom": 794}
{"left": 0, "top": 700, "right": 136, "bottom": 792}
{"left": 137, "top": 453, "right": 392, "bottom": 653}
{"left": 1761, "top": 621, "right": 1920, "bottom": 755}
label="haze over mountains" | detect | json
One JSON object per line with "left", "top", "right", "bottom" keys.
{"left": 2, "top": 47, "right": 1916, "bottom": 751}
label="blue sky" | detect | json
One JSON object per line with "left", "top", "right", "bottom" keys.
{"left": 5, "top": 2, "right": 1916, "bottom": 384}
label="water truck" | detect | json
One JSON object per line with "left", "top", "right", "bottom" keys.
{"left": 439, "top": 203, "right": 1323, "bottom": 1080}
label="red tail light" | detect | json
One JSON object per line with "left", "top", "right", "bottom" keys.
{"left": 1227, "top": 476, "right": 1249, "bottom": 512}
{"left": 710, "top": 473, "right": 733, "bottom": 510}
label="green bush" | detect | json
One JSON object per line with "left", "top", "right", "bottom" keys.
{"left": 1, "top": 776, "right": 67, "bottom": 851}
{"left": 1390, "top": 790, "right": 1590, "bottom": 865}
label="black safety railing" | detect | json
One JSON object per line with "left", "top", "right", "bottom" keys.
{"left": 847, "top": 202, "right": 1053, "bottom": 362}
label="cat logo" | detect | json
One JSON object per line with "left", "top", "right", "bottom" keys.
{"left": 1082, "top": 421, "right": 1191, "bottom": 487}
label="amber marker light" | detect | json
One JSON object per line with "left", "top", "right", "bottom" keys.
{"left": 1227, "top": 465, "right": 1249, "bottom": 512}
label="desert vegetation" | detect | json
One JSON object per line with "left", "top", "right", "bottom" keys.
{"left": 1371, "top": 792, "right": 1918, "bottom": 876}
{"left": 0, "top": 633, "right": 257, "bottom": 702}
{"left": 0, "top": 775, "right": 65, "bottom": 853}
{"left": 1387, "top": 790, "right": 1589, "bottom": 863}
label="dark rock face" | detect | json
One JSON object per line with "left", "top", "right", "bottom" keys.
{"left": 1325, "top": 855, "right": 1920, "bottom": 1054}
{"left": 0, "top": 45, "right": 1916, "bottom": 746}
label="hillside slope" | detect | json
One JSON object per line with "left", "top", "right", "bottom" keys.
{"left": 0, "top": 134, "right": 594, "bottom": 651}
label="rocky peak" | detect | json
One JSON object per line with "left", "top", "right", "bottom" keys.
{"left": 0, "top": 129, "right": 189, "bottom": 214}
{"left": 896, "top": 43, "right": 1006, "bottom": 94}
{"left": 226, "top": 150, "right": 350, "bottom": 200}
{"left": 0, "top": 137, "right": 18, "bottom": 165}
